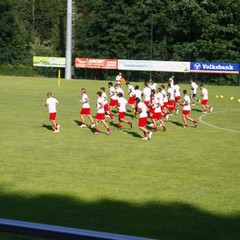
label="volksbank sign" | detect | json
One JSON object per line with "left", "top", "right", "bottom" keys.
{"left": 190, "top": 62, "right": 239, "bottom": 74}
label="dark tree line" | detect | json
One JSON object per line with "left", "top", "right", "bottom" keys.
{"left": 0, "top": 0, "right": 239, "bottom": 83}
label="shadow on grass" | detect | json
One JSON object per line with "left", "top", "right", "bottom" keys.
{"left": 123, "top": 130, "right": 143, "bottom": 139}
{"left": 41, "top": 124, "right": 53, "bottom": 131}
{"left": 74, "top": 120, "right": 82, "bottom": 126}
{"left": 74, "top": 120, "right": 95, "bottom": 133}
{"left": 191, "top": 108, "right": 203, "bottom": 112}
{"left": 168, "top": 120, "right": 183, "bottom": 127}
{"left": 0, "top": 190, "right": 239, "bottom": 240}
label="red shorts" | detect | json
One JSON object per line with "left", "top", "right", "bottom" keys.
{"left": 110, "top": 99, "right": 119, "bottom": 107}
{"left": 144, "top": 101, "right": 150, "bottom": 107}
{"left": 182, "top": 110, "right": 190, "bottom": 116}
{"left": 149, "top": 107, "right": 155, "bottom": 116}
{"left": 152, "top": 112, "right": 162, "bottom": 120}
{"left": 167, "top": 100, "right": 175, "bottom": 108}
{"left": 118, "top": 112, "right": 125, "bottom": 119}
{"left": 95, "top": 113, "right": 105, "bottom": 121}
{"left": 138, "top": 117, "right": 147, "bottom": 127}
{"left": 175, "top": 96, "right": 181, "bottom": 102}
{"left": 49, "top": 112, "right": 56, "bottom": 121}
{"left": 201, "top": 99, "right": 208, "bottom": 105}
{"left": 104, "top": 104, "right": 109, "bottom": 112}
{"left": 128, "top": 96, "right": 135, "bottom": 105}
{"left": 80, "top": 108, "right": 91, "bottom": 115}
{"left": 163, "top": 102, "right": 168, "bottom": 107}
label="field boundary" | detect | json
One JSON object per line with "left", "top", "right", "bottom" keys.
{"left": 199, "top": 109, "right": 240, "bottom": 133}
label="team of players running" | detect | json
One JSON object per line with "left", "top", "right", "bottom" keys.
{"left": 44, "top": 77, "right": 213, "bottom": 140}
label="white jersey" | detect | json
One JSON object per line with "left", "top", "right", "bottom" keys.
{"left": 101, "top": 92, "right": 108, "bottom": 105}
{"left": 142, "top": 87, "right": 151, "bottom": 101}
{"left": 133, "top": 89, "right": 142, "bottom": 99}
{"left": 167, "top": 87, "right": 175, "bottom": 101}
{"left": 96, "top": 97, "right": 105, "bottom": 113}
{"left": 161, "top": 89, "right": 168, "bottom": 103}
{"left": 149, "top": 82, "right": 157, "bottom": 91}
{"left": 116, "top": 74, "right": 122, "bottom": 84}
{"left": 156, "top": 92, "right": 164, "bottom": 106}
{"left": 152, "top": 98, "right": 162, "bottom": 113}
{"left": 201, "top": 88, "right": 208, "bottom": 100}
{"left": 127, "top": 85, "right": 134, "bottom": 96}
{"left": 183, "top": 95, "right": 191, "bottom": 110}
{"left": 46, "top": 97, "right": 58, "bottom": 113}
{"left": 191, "top": 82, "right": 198, "bottom": 94}
{"left": 138, "top": 102, "right": 148, "bottom": 118}
{"left": 81, "top": 93, "right": 90, "bottom": 108}
{"left": 116, "top": 87, "right": 124, "bottom": 97}
{"left": 169, "top": 78, "right": 174, "bottom": 88}
{"left": 174, "top": 84, "right": 181, "bottom": 97}
{"left": 109, "top": 86, "right": 118, "bottom": 100}
{"left": 118, "top": 97, "right": 128, "bottom": 112}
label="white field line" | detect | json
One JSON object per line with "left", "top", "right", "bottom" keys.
{"left": 199, "top": 109, "right": 240, "bottom": 134}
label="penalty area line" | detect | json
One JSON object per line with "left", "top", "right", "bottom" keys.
{"left": 199, "top": 109, "right": 240, "bottom": 134}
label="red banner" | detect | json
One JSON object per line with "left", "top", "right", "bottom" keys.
{"left": 75, "top": 58, "right": 118, "bottom": 69}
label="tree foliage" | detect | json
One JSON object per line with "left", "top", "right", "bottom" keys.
{"left": 0, "top": 0, "right": 239, "bottom": 82}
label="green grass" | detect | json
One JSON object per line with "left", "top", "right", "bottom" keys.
{"left": 0, "top": 76, "right": 240, "bottom": 240}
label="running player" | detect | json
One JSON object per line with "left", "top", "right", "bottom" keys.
{"left": 135, "top": 97, "right": 153, "bottom": 140}
{"left": 181, "top": 89, "right": 198, "bottom": 128}
{"left": 199, "top": 85, "right": 213, "bottom": 113}
{"left": 94, "top": 91, "right": 111, "bottom": 135}
{"left": 43, "top": 92, "right": 60, "bottom": 132}
{"left": 79, "top": 88, "right": 95, "bottom": 128}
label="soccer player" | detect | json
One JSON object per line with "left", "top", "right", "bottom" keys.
{"left": 181, "top": 89, "right": 198, "bottom": 128}
{"left": 199, "top": 85, "right": 213, "bottom": 113}
{"left": 116, "top": 72, "right": 122, "bottom": 85}
{"left": 117, "top": 92, "right": 133, "bottom": 129}
{"left": 126, "top": 82, "right": 135, "bottom": 109}
{"left": 108, "top": 82, "right": 119, "bottom": 119}
{"left": 173, "top": 81, "right": 181, "bottom": 114}
{"left": 159, "top": 85, "right": 170, "bottom": 120}
{"left": 148, "top": 79, "right": 158, "bottom": 91}
{"left": 142, "top": 82, "right": 151, "bottom": 107}
{"left": 43, "top": 92, "right": 60, "bottom": 132}
{"left": 169, "top": 76, "right": 175, "bottom": 88}
{"left": 79, "top": 88, "right": 95, "bottom": 128}
{"left": 150, "top": 91, "right": 166, "bottom": 132}
{"left": 167, "top": 83, "right": 177, "bottom": 115}
{"left": 190, "top": 79, "right": 199, "bottom": 105}
{"left": 115, "top": 84, "right": 124, "bottom": 97}
{"left": 132, "top": 85, "right": 142, "bottom": 119}
{"left": 94, "top": 91, "right": 111, "bottom": 135}
{"left": 100, "top": 87, "right": 114, "bottom": 121}
{"left": 135, "top": 97, "right": 153, "bottom": 140}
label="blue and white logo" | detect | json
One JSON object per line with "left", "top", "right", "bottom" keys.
{"left": 194, "top": 63, "right": 201, "bottom": 70}
{"left": 190, "top": 62, "right": 239, "bottom": 74}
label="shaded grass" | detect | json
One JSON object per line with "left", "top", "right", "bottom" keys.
{"left": 0, "top": 76, "right": 240, "bottom": 239}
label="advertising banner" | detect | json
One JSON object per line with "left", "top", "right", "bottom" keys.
{"left": 118, "top": 60, "right": 190, "bottom": 72}
{"left": 75, "top": 58, "right": 118, "bottom": 69}
{"left": 33, "top": 56, "right": 65, "bottom": 68}
{"left": 190, "top": 62, "right": 239, "bottom": 74}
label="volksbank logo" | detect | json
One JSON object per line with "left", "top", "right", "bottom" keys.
{"left": 194, "top": 63, "right": 234, "bottom": 71}
{"left": 202, "top": 64, "right": 234, "bottom": 70}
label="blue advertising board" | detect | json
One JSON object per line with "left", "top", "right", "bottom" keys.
{"left": 190, "top": 62, "right": 239, "bottom": 74}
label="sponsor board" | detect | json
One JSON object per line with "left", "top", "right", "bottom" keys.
{"left": 190, "top": 62, "right": 239, "bottom": 74}
{"left": 33, "top": 56, "right": 65, "bottom": 68}
{"left": 118, "top": 60, "right": 190, "bottom": 72}
{"left": 75, "top": 58, "right": 118, "bottom": 69}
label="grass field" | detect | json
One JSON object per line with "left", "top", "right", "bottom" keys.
{"left": 0, "top": 76, "right": 239, "bottom": 240}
